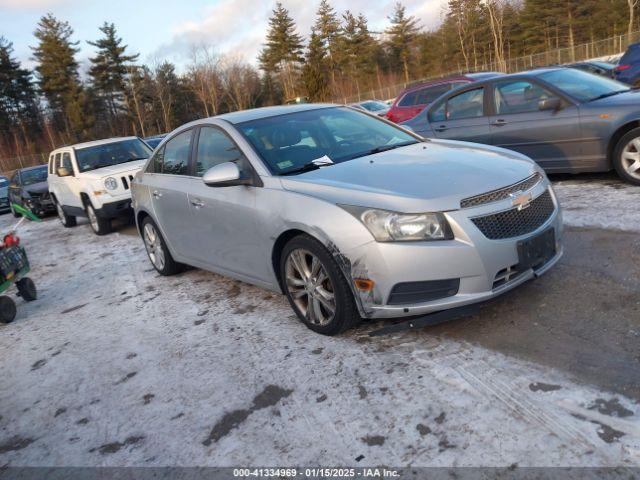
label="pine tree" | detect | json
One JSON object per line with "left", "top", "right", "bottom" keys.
{"left": 31, "top": 14, "right": 89, "bottom": 140}
{"left": 302, "top": 29, "right": 329, "bottom": 101}
{"left": 313, "top": 0, "right": 341, "bottom": 86}
{"left": 0, "top": 36, "right": 41, "bottom": 157}
{"left": 337, "top": 12, "right": 377, "bottom": 99}
{"left": 385, "top": 2, "right": 420, "bottom": 83}
{"left": 258, "top": 2, "right": 304, "bottom": 100}
{"left": 88, "top": 22, "right": 139, "bottom": 134}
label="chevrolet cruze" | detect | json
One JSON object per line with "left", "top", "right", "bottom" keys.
{"left": 132, "top": 104, "right": 563, "bottom": 335}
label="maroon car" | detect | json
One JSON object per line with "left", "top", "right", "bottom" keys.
{"left": 386, "top": 72, "right": 503, "bottom": 123}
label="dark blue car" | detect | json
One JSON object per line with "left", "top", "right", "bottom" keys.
{"left": 614, "top": 42, "right": 640, "bottom": 85}
{"left": 402, "top": 67, "right": 640, "bottom": 185}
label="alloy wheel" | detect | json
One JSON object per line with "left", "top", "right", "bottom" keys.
{"left": 86, "top": 205, "right": 99, "bottom": 232}
{"left": 56, "top": 202, "right": 66, "bottom": 225}
{"left": 284, "top": 248, "right": 336, "bottom": 326}
{"left": 621, "top": 137, "right": 640, "bottom": 180}
{"left": 143, "top": 222, "right": 165, "bottom": 270}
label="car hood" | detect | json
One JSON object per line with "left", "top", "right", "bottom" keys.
{"left": 25, "top": 181, "right": 49, "bottom": 195}
{"left": 588, "top": 88, "right": 640, "bottom": 107}
{"left": 280, "top": 140, "right": 539, "bottom": 212}
{"left": 80, "top": 159, "right": 146, "bottom": 179}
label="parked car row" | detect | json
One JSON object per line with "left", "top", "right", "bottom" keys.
{"left": 10, "top": 64, "right": 640, "bottom": 335}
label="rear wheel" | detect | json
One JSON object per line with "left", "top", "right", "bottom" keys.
{"left": 85, "top": 202, "right": 111, "bottom": 235}
{"left": 0, "top": 296, "right": 16, "bottom": 323}
{"left": 55, "top": 200, "right": 77, "bottom": 227}
{"left": 141, "top": 217, "right": 183, "bottom": 275}
{"left": 16, "top": 277, "right": 37, "bottom": 302}
{"left": 280, "top": 235, "right": 360, "bottom": 335}
{"left": 613, "top": 127, "right": 640, "bottom": 185}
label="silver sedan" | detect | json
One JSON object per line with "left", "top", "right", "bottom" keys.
{"left": 132, "top": 104, "right": 563, "bottom": 335}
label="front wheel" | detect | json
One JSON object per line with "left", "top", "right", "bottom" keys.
{"left": 16, "top": 277, "right": 37, "bottom": 302}
{"left": 55, "top": 200, "right": 77, "bottom": 227}
{"left": 280, "top": 235, "right": 361, "bottom": 335}
{"left": 0, "top": 296, "right": 16, "bottom": 323}
{"left": 613, "top": 127, "right": 640, "bottom": 185}
{"left": 141, "top": 217, "right": 183, "bottom": 275}
{"left": 85, "top": 202, "right": 111, "bottom": 235}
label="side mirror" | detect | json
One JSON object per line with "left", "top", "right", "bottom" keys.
{"left": 202, "top": 162, "right": 252, "bottom": 187}
{"left": 538, "top": 97, "right": 562, "bottom": 112}
{"left": 57, "top": 167, "right": 72, "bottom": 177}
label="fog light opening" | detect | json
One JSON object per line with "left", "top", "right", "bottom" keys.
{"left": 354, "top": 278, "right": 375, "bottom": 292}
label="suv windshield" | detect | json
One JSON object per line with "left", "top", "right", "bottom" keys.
{"left": 237, "top": 107, "right": 419, "bottom": 175}
{"left": 75, "top": 138, "right": 152, "bottom": 173}
{"left": 538, "top": 68, "right": 630, "bottom": 101}
{"left": 21, "top": 166, "right": 48, "bottom": 186}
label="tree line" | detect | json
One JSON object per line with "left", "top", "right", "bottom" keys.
{"left": 0, "top": 0, "right": 637, "bottom": 167}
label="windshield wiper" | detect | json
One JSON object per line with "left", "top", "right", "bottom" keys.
{"left": 280, "top": 158, "right": 334, "bottom": 176}
{"left": 589, "top": 90, "right": 628, "bottom": 101}
{"left": 345, "top": 141, "right": 418, "bottom": 160}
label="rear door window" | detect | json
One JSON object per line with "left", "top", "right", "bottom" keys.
{"left": 446, "top": 88, "right": 485, "bottom": 120}
{"left": 156, "top": 130, "right": 192, "bottom": 175}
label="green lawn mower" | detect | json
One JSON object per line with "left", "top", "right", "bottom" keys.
{"left": 0, "top": 203, "right": 40, "bottom": 323}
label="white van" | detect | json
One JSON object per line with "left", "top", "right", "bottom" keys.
{"left": 47, "top": 137, "right": 152, "bottom": 235}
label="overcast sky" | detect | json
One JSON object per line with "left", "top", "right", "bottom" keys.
{"left": 0, "top": 0, "right": 448, "bottom": 73}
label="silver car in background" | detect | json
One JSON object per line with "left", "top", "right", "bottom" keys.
{"left": 132, "top": 104, "right": 563, "bottom": 335}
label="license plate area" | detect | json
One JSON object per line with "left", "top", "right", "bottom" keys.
{"left": 517, "top": 228, "right": 556, "bottom": 271}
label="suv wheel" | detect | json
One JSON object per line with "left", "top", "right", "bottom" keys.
{"left": 55, "top": 200, "right": 77, "bottom": 227}
{"left": 141, "top": 217, "right": 183, "bottom": 275}
{"left": 613, "top": 127, "right": 640, "bottom": 185}
{"left": 85, "top": 202, "right": 111, "bottom": 235}
{"left": 280, "top": 234, "right": 360, "bottom": 335}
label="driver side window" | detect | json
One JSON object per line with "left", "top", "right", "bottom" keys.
{"left": 195, "top": 127, "right": 246, "bottom": 177}
{"left": 494, "top": 81, "right": 552, "bottom": 115}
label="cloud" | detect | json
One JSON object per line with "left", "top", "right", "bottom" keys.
{"left": 0, "top": 0, "right": 70, "bottom": 9}
{"left": 160, "top": 0, "right": 448, "bottom": 67}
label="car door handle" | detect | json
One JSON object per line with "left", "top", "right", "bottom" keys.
{"left": 152, "top": 190, "right": 162, "bottom": 198}
{"left": 492, "top": 119, "right": 507, "bottom": 127}
{"left": 434, "top": 125, "right": 448, "bottom": 132}
{"left": 190, "top": 199, "right": 205, "bottom": 208}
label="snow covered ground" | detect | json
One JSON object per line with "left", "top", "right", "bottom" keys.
{"left": 0, "top": 174, "right": 639, "bottom": 468}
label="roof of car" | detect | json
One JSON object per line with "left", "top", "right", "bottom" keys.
{"left": 215, "top": 103, "right": 337, "bottom": 124}
{"left": 57, "top": 136, "right": 139, "bottom": 151}
{"left": 18, "top": 164, "right": 47, "bottom": 172}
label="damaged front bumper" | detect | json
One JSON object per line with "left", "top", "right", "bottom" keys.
{"left": 337, "top": 194, "right": 563, "bottom": 321}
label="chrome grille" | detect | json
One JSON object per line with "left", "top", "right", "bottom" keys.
{"left": 460, "top": 173, "right": 542, "bottom": 209}
{"left": 471, "top": 189, "right": 555, "bottom": 240}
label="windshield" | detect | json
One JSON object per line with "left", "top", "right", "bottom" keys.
{"left": 361, "top": 101, "right": 387, "bottom": 112}
{"left": 75, "top": 138, "right": 152, "bottom": 173}
{"left": 538, "top": 68, "right": 630, "bottom": 101}
{"left": 237, "top": 107, "right": 419, "bottom": 175}
{"left": 21, "top": 166, "right": 48, "bottom": 186}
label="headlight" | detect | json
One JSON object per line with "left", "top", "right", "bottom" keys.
{"left": 341, "top": 205, "right": 453, "bottom": 242}
{"left": 104, "top": 177, "right": 118, "bottom": 191}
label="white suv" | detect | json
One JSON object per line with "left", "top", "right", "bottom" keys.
{"left": 47, "top": 137, "right": 152, "bottom": 235}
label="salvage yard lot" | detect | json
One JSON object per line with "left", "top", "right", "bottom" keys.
{"left": 1, "top": 173, "right": 639, "bottom": 467}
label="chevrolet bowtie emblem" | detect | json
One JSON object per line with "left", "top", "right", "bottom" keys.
{"left": 510, "top": 191, "right": 533, "bottom": 211}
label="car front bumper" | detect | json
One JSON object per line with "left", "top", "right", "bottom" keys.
{"left": 342, "top": 184, "right": 563, "bottom": 320}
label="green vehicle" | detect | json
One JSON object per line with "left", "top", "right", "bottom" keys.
{"left": 0, "top": 204, "right": 39, "bottom": 323}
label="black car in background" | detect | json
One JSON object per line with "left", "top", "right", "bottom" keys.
{"left": 566, "top": 61, "right": 616, "bottom": 78}
{"left": 143, "top": 134, "right": 166, "bottom": 149}
{"left": 0, "top": 176, "right": 9, "bottom": 214}
{"left": 8, "top": 165, "right": 55, "bottom": 218}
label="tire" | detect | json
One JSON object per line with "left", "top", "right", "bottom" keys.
{"left": 141, "top": 216, "right": 183, "bottom": 276}
{"left": 55, "top": 200, "right": 77, "bottom": 228}
{"left": 10, "top": 203, "right": 20, "bottom": 218}
{"left": 16, "top": 277, "right": 37, "bottom": 302}
{"left": 280, "top": 234, "right": 361, "bottom": 335}
{"left": 613, "top": 127, "right": 640, "bottom": 185}
{"left": 0, "top": 296, "right": 17, "bottom": 323}
{"left": 85, "top": 202, "right": 111, "bottom": 235}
